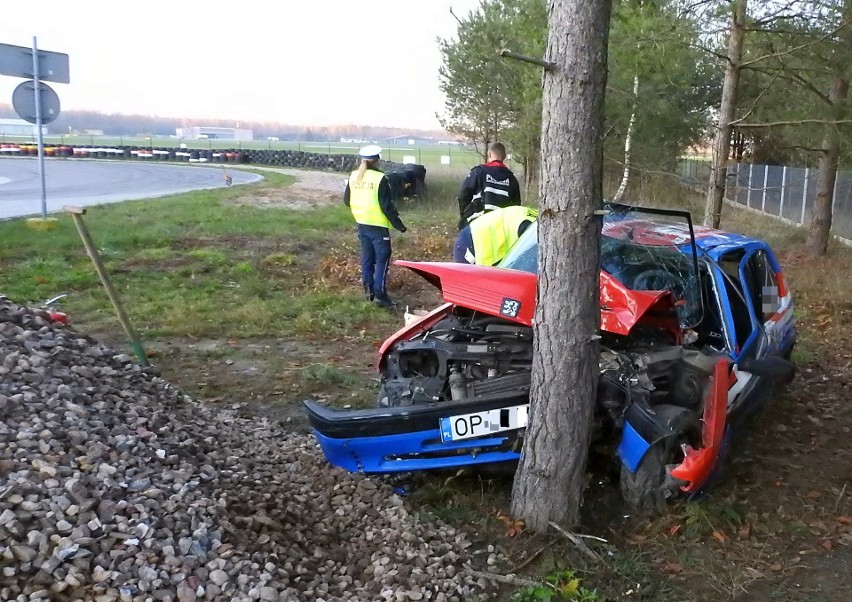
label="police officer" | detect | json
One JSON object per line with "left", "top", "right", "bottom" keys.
{"left": 344, "top": 145, "right": 407, "bottom": 308}
{"left": 457, "top": 142, "right": 522, "bottom": 229}
{"left": 453, "top": 205, "right": 538, "bottom": 266}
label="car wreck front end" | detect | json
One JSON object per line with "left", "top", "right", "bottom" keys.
{"left": 304, "top": 204, "right": 796, "bottom": 511}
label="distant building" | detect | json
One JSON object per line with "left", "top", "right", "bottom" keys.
{"left": 176, "top": 126, "right": 253, "bottom": 141}
{"left": 0, "top": 118, "right": 47, "bottom": 137}
{"left": 382, "top": 135, "right": 438, "bottom": 146}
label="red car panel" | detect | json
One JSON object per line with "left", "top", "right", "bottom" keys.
{"left": 395, "top": 260, "right": 680, "bottom": 337}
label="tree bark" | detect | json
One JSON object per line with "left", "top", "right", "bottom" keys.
{"left": 703, "top": 0, "right": 748, "bottom": 228}
{"left": 806, "top": 77, "right": 849, "bottom": 256}
{"left": 510, "top": 0, "right": 612, "bottom": 533}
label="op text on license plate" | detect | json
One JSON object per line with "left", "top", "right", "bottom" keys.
{"left": 439, "top": 404, "right": 529, "bottom": 442}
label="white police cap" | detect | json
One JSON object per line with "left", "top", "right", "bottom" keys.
{"left": 358, "top": 144, "right": 382, "bottom": 159}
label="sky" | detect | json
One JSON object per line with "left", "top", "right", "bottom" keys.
{"left": 0, "top": 0, "right": 481, "bottom": 131}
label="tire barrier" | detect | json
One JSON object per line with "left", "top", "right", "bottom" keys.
{"left": 0, "top": 143, "right": 428, "bottom": 201}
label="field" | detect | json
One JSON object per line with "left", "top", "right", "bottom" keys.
{"left": 0, "top": 167, "right": 850, "bottom": 601}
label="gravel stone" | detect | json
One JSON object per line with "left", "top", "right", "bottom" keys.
{"left": 0, "top": 297, "right": 498, "bottom": 600}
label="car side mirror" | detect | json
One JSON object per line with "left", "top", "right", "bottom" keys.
{"left": 738, "top": 355, "right": 796, "bottom": 385}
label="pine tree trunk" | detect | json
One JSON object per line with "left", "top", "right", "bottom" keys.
{"left": 806, "top": 77, "right": 849, "bottom": 256}
{"left": 510, "top": 0, "right": 612, "bottom": 533}
{"left": 703, "top": 0, "right": 747, "bottom": 228}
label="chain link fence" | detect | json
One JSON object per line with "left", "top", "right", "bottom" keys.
{"left": 677, "top": 159, "right": 852, "bottom": 242}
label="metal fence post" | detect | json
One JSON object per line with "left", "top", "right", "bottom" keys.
{"left": 832, "top": 173, "right": 839, "bottom": 215}
{"left": 801, "top": 167, "right": 810, "bottom": 224}
{"left": 762, "top": 164, "right": 768, "bottom": 212}
{"left": 779, "top": 166, "right": 787, "bottom": 217}
{"left": 746, "top": 163, "right": 753, "bottom": 208}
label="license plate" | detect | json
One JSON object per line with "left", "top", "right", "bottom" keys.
{"left": 439, "top": 404, "right": 529, "bottom": 442}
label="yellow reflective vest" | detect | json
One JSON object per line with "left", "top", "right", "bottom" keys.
{"left": 470, "top": 206, "right": 538, "bottom": 266}
{"left": 348, "top": 169, "right": 390, "bottom": 228}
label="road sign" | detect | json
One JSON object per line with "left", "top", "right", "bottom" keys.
{"left": 0, "top": 43, "right": 70, "bottom": 83}
{"left": 12, "top": 80, "right": 61, "bottom": 124}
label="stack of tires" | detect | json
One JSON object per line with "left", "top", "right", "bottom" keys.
{"left": 9, "top": 144, "right": 422, "bottom": 183}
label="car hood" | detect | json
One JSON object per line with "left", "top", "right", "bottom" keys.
{"left": 396, "top": 260, "right": 679, "bottom": 337}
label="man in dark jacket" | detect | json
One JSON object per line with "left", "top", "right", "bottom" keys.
{"left": 457, "top": 142, "right": 522, "bottom": 229}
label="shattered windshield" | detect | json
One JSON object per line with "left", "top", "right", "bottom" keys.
{"left": 499, "top": 203, "right": 704, "bottom": 329}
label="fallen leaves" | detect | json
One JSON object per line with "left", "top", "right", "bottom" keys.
{"left": 495, "top": 511, "right": 525, "bottom": 537}
{"left": 662, "top": 562, "right": 684, "bottom": 575}
{"left": 711, "top": 530, "right": 728, "bottom": 544}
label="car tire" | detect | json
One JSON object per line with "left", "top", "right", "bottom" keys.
{"left": 620, "top": 443, "right": 670, "bottom": 515}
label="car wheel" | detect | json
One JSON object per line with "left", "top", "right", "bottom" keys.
{"left": 620, "top": 443, "right": 671, "bottom": 515}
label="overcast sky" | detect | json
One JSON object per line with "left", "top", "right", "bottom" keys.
{"left": 0, "top": 0, "right": 481, "bottom": 130}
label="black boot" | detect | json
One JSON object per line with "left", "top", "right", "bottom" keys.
{"left": 373, "top": 292, "right": 396, "bottom": 309}
{"left": 364, "top": 286, "right": 374, "bottom": 302}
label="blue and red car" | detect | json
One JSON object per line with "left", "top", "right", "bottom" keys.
{"left": 305, "top": 203, "right": 797, "bottom": 512}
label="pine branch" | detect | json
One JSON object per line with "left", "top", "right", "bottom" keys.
{"left": 740, "top": 19, "right": 851, "bottom": 68}
{"left": 731, "top": 66, "right": 784, "bottom": 125}
{"left": 734, "top": 118, "right": 852, "bottom": 128}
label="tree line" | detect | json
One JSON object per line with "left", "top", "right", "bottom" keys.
{"left": 442, "top": 0, "right": 848, "bottom": 533}
{"left": 439, "top": 0, "right": 850, "bottom": 256}
{"left": 0, "top": 104, "right": 446, "bottom": 143}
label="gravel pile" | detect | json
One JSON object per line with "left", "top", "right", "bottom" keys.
{"left": 0, "top": 297, "right": 497, "bottom": 601}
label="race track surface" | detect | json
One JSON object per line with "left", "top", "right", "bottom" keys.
{"left": 0, "top": 158, "right": 262, "bottom": 220}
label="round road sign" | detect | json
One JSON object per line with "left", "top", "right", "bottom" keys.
{"left": 12, "top": 80, "right": 61, "bottom": 125}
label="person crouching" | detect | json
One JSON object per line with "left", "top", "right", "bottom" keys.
{"left": 344, "top": 145, "right": 408, "bottom": 308}
{"left": 453, "top": 205, "right": 537, "bottom": 266}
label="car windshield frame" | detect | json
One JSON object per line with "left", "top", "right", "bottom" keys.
{"left": 499, "top": 202, "right": 704, "bottom": 329}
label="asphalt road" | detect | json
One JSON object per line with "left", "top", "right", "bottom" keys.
{"left": 0, "top": 158, "right": 263, "bottom": 220}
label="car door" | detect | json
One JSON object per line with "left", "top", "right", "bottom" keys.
{"left": 713, "top": 248, "right": 757, "bottom": 361}
{"left": 739, "top": 246, "right": 795, "bottom": 358}
{"left": 721, "top": 245, "right": 790, "bottom": 414}
{"left": 714, "top": 245, "right": 788, "bottom": 361}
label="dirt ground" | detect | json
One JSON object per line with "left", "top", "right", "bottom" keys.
{"left": 225, "top": 167, "right": 347, "bottom": 210}
{"left": 137, "top": 169, "right": 850, "bottom": 600}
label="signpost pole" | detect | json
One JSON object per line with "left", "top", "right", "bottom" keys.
{"left": 31, "top": 36, "right": 47, "bottom": 219}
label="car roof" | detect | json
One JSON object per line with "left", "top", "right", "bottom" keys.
{"left": 602, "top": 218, "right": 768, "bottom": 259}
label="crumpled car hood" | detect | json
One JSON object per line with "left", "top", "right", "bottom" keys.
{"left": 396, "top": 260, "right": 678, "bottom": 336}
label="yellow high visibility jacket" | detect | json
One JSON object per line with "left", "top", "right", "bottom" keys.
{"left": 348, "top": 169, "right": 390, "bottom": 228}
{"left": 470, "top": 206, "right": 538, "bottom": 266}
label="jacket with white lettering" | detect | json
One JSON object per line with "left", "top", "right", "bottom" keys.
{"left": 343, "top": 167, "right": 407, "bottom": 232}
{"left": 457, "top": 160, "right": 522, "bottom": 229}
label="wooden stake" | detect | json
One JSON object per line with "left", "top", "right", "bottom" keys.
{"left": 64, "top": 206, "right": 150, "bottom": 366}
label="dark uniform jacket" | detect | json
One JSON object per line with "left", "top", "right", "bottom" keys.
{"left": 457, "top": 160, "right": 522, "bottom": 229}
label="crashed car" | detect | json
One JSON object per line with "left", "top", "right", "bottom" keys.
{"left": 305, "top": 203, "right": 797, "bottom": 511}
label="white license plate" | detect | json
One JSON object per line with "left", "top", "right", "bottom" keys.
{"left": 439, "top": 404, "right": 529, "bottom": 442}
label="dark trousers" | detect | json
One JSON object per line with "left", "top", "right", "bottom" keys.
{"left": 453, "top": 226, "right": 474, "bottom": 263}
{"left": 357, "top": 224, "right": 392, "bottom": 297}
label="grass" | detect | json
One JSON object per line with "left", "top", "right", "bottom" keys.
{"left": 298, "top": 363, "right": 358, "bottom": 388}
{"left": 0, "top": 170, "right": 420, "bottom": 339}
{"left": 512, "top": 569, "right": 601, "bottom": 601}
{"left": 0, "top": 166, "right": 463, "bottom": 341}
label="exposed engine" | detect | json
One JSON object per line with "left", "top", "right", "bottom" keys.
{"left": 378, "top": 309, "right": 716, "bottom": 424}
